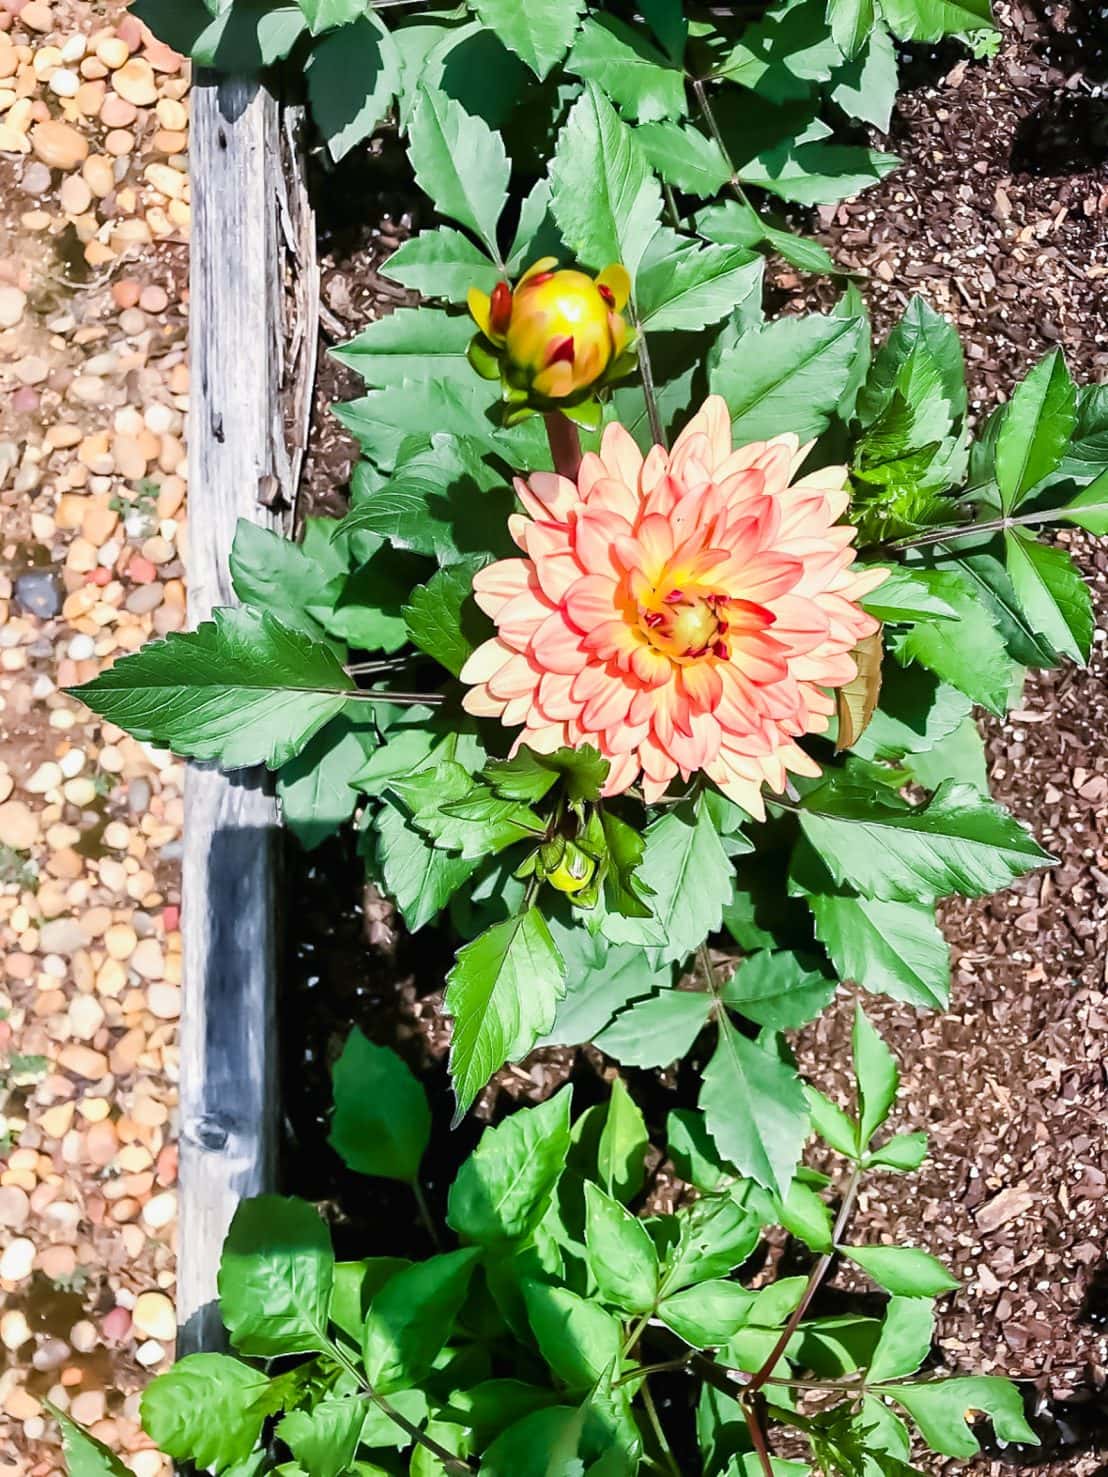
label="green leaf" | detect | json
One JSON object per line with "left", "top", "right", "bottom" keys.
{"left": 667, "top": 1190, "right": 765, "bottom": 1288}
{"left": 445, "top": 908, "right": 567, "bottom": 1119}
{"left": 278, "top": 1397, "right": 366, "bottom": 1477}
{"left": 867, "top": 1130, "right": 929, "bottom": 1172}
{"left": 448, "top": 1086, "right": 572, "bottom": 1243}
{"left": 298, "top": 0, "right": 364, "bottom": 32}
{"left": 701, "top": 1016, "right": 809, "bottom": 1196}
{"left": 218, "top": 1196, "right": 333, "bottom": 1356}
{"left": 858, "top": 295, "right": 966, "bottom": 428}
{"left": 887, "top": 571, "right": 1015, "bottom": 717}
{"left": 995, "top": 349, "right": 1076, "bottom": 511}
{"left": 481, "top": 1407, "right": 584, "bottom": 1477}
{"left": 140, "top": 1354, "right": 276, "bottom": 1473}
{"left": 860, "top": 566, "right": 957, "bottom": 623}
{"left": 541, "top": 925, "right": 664, "bottom": 1047}
{"left": 68, "top": 608, "right": 355, "bottom": 770}
{"left": 805, "top": 1085, "right": 859, "bottom": 1159}
{"left": 659, "top": 1281, "right": 756, "bottom": 1348}
{"left": 720, "top": 0, "right": 843, "bottom": 94}
{"left": 485, "top": 745, "right": 609, "bottom": 804}
{"left": 584, "top": 1182, "right": 659, "bottom": 1311}
{"left": 798, "top": 777, "right": 1051, "bottom": 903}
{"left": 603, "top": 795, "right": 731, "bottom": 962}
{"left": 827, "top": 0, "right": 876, "bottom": 56}
{"left": 130, "top": 0, "right": 212, "bottom": 57}
{"left": 868, "top": 1298, "right": 935, "bottom": 1383}
{"left": 328, "top": 1029, "right": 430, "bottom": 1182}
{"left": 549, "top": 85, "right": 663, "bottom": 279}
{"left": 330, "top": 1257, "right": 410, "bottom": 1341}
{"left": 393, "top": 763, "right": 544, "bottom": 858}
{"left": 230, "top": 518, "right": 348, "bottom": 646}
{"left": 191, "top": 2, "right": 306, "bottom": 70}
{"left": 342, "top": 433, "right": 512, "bottom": 563}
{"left": 1060, "top": 466, "right": 1108, "bottom": 535}
{"left": 404, "top": 557, "right": 488, "bottom": 677}
{"left": 523, "top": 1282, "right": 622, "bottom": 1388}
{"left": 841, "top": 1243, "right": 959, "bottom": 1298}
{"left": 567, "top": 14, "right": 686, "bottom": 123}
{"left": 722, "top": 949, "right": 836, "bottom": 1030}
{"left": 596, "top": 989, "right": 715, "bottom": 1069}
{"left": 363, "top": 1248, "right": 480, "bottom": 1393}
{"left": 277, "top": 712, "right": 378, "bottom": 851}
{"left": 738, "top": 138, "right": 899, "bottom": 207}
{"left": 471, "top": 0, "right": 585, "bottom": 78}
{"left": 637, "top": 234, "right": 763, "bottom": 334}
{"left": 852, "top": 1007, "right": 898, "bottom": 1147}
{"left": 830, "top": 21, "right": 897, "bottom": 131}
{"left": 383, "top": 226, "right": 500, "bottom": 302}
{"left": 711, "top": 313, "right": 865, "bottom": 443}
{"left": 599, "top": 808, "right": 654, "bottom": 920}
{"left": 52, "top": 1409, "right": 132, "bottom": 1477}
{"left": 779, "top": 1179, "right": 834, "bottom": 1252}
{"left": 888, "top": 1375, "right": 1036, "bottom": 1459}
{"left": 375, "top": 800, "right": 479, "bottom": 932}
{"left": 810, "top": 894, "right": 950, "bottom": 1010}
{"left": 880, "top": 0, "right": 995, "bottom": 42}
{"left": 698, "top": 197, "right": 839, "bottom": 276}
{"left": 1004, "top": 531, "right": 1092, "bottom": 664}
{"left": 307, "top": 15, "right": 401, "bottom": 162}
{"left": 597, "top": 1076, "right": 650, "bottom": 1202}
{"left": 331, "top": 308, "right": 474, "bottom": 385}
{"left": 635, "top": 121, "right": 731, "bottom": 195}
{"left": 407, "top": 86, "right": 509, "bottom": 260}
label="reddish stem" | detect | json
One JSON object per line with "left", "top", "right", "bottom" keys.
{"left": 544, "top": 411, "right": 583, "bottom": 480}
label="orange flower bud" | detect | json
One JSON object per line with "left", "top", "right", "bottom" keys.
{"left": 467, "top": 259, "right": 634, "bottom": 425}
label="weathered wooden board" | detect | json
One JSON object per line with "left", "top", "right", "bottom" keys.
{"left": 179, "top": 72, "right": 316, "bottom": 1355}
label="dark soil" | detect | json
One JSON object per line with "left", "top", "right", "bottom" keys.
{"left": 282, "top": 3, "right": 1108, "bottom": 1471}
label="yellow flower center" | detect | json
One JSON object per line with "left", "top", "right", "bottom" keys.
{"left": 638, "top": 589, "right": 727, "bottom": 663}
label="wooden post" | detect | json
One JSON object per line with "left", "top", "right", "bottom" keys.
{"left": 179, "top": 73, "right": 316, "bottom": 1355}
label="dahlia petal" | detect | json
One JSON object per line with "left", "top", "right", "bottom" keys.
{"left": 602, "top": 749, "right": 640, "bottom": 796}
{"left": 515, "top": 471, "right": 579, "bottom": 523}
{"left": 496, "top": 589, "right": 555, "bottom": 648}
{"left": 583, "top": 475, "right": 640, "bottom": 527}
{"left": 459, "top": 636, "right": 515, "bottom": 686}
{"left": 582, "top": 678, "right": 634, "bottom": 731}
{"left": 564, "top": 573, "right": 620, "bottom": 633}
{"left": 671, "top": 393, "right": 731, "bottom": 471}
{"left": 599, "top": 422, "right": 644, "bottom": 487}
{"left": 488, "top": 653, "right": 541, "bottom": 701}
{"left": 531, "top": 611, "right": 587, "bottom": 674}
{"left": 583, "top": 619, "right": 640, "bottom": 663}
{"left": 538, "top": 670, "right": 579, "bottom": 720}
{"left": 681, "top": 662, "right": 723, "bottom": 712}
{"left": 534, "top": 549, "right": 581, "bottom": 604}
{"left": 629, "top": 644, "right": 672, "bottom": 687}
{"left": 471, "top": 558, "right": 535, "bottom": 618}
{"left": 574, "top": 506, "right": 633, "bottom": 575}
{"left": 462, "top": 685, "right": 506, "bottom": 719}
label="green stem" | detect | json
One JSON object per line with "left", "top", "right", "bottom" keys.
{"left": 621, "top": 1310, "right": 655, "bottom": 1360}
{"left": 409, "top": 1178, "right": 442, "bottom": 1251}
{"left": 631, "top": 306, "right": 666, "bottom": 448}
{"left": 746, "top": 1162, "right": 864, "bottom": 1397}
{"left": 325, "top": 1338, "right": 472, "bottom": 1474}
{"left": 691, "top": 77, "right": 756, "bottom": 216}
{"left": 890, "top": 504, "right": 1077, "bottom": 550}
{"left": 641, "top": 1378, "right": 681, "bottom": 1477}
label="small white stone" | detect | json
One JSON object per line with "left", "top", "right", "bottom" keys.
{"left": 132, "top": 1291, "right": 176, "bottom": 1341}
{"left": 135, "top": 1338, "right": 166, "bottom": 1368}
{"left": 0, "top": 1237, "right": 36, "bottom": 1282}
{"left": 58, "top": 748, "right": 85, "bottom": 778}
{"left": 25, "top": 761, "right": 62, "bottom": 795}
{"left": 67, "top": 634, "right": 95, "bottom": 661}
{"left": 0, "top": 1310, "right": 31, "bottom": 1350}
{"left": 142, "top": 1191, "right": 177, "bottom": 1231}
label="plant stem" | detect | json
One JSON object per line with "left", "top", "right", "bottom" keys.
{"left": 617, "top": 1356, "right": 694, "bottom": 1388}
{"left": 325, "top": 1338, "right": 472, "bottom": 1474}
{"left": 631, "top": 306, "right": 666, "bottom": 449}
{"left": 544, "top": 410, "right": 583, "bottom": 480}
{"left": 746, "top": 1162, "right": 864, "bottom": 1397}
{"left": 621, "top": 1309, "right": 655, "bottom": 1360}
{"left": 345, "top": 689, "right": 445, "bottom": 706}
{"left": 890, "top": 504, "right": 1077, "bottom": 550}
{"left": 741, "top": 1393, "right": 777, "bottom": 1477}
{"left": 641, "top": 1378, "right": 681, "bottom": 1477}
{"left": 344, "top": 657, "right": 412, "bottom": 677}
{"left": 409, "top": 1178, "right": 442, "bottom": 1251}
{"left": 691, "top": 77, "right": 756, "bottom": 216}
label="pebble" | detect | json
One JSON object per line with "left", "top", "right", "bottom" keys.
{"left": 0, "top": 1238, "right": 36, "bottom": 1283}
{"left": 0, "top": 284, "right": 26, "bottom": 327}
{"left": 132, "top": 1291, "right": 175, "bottom": 1342}
{"left": 142, "top": 1191, "right": 177, "bottom": 1230}
{"left": 0, "top": 1187, "right": 30, "bottom": 1231}
{"left": 14, "top": 569, "right": 60, "bottom": 618}
{"left": 29, "top": 118, "right": 88, "bottom": 169}
{"left": 147, "top": 984, "right": 180, "bottom": 1020}
{"left": 39, "top": 917, "right": 87, "bottom": 954}
{"left": 0, "top": 801, "right": 38, "bottom": 851}
{"left": 112, "top": 57, "right": 157, "bottom": 105}
{"left": 1, "top": 1312, "right": 32, "bottom": 1352}
{"left": 25, "top": 760, "right": 62, "bottom": 794}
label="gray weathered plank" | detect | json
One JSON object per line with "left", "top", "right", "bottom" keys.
{"left": 180, "top": 72, "right": 315, "bottom": 1355}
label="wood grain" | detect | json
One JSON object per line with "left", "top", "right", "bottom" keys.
{"left": 180, "top": 73, "right": 315, "bottom": 1355}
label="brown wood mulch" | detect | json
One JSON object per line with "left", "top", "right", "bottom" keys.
{"left": 287, "top": 3, "right": 1108, "bottom": 1471}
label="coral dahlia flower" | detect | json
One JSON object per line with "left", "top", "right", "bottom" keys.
{"left": 460, "top": 397, "right": 887, "bottom": 815}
